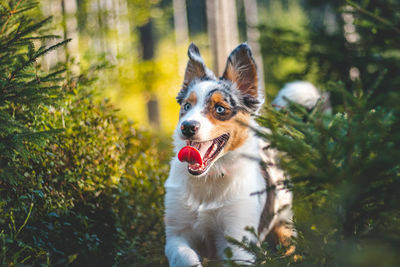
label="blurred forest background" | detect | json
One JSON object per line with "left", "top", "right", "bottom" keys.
{"left": 36, "top": 0, "right": 340, "bottom": 133}
{"left": 1, "top": 0, "right": 399, "bottom": 266}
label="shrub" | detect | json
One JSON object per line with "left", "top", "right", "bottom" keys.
{"left": 0, "top": 1, "right": 169, "bottom": 265}
{"left": 224, "top": 83, "right": 400, "bottom": 267}
{"left": 256, "top": 83, "right": 400, "bottom": 266}
{"left": 229, "top": 1, "right": 400, "bottom": 266}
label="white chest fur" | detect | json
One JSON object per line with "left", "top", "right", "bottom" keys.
{"left": 164, "top": 136, "right": 266, "bottom": 266}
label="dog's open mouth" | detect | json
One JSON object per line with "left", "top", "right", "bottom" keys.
{"left": 178, "top": 134, "right": 230, "bottom": 175}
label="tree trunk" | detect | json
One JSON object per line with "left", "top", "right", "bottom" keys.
{"left": 41, "top": 0, "right": 64, "bottom": 69}
{"left": 62, "top": 0, "right": 79, "bottom": 74}
{"left": 173, "top": 0, "right": 189, "bottom": 46}
{"left": 147, "top": 98, "right": 160, "bottom": 127}
{"left": 61, "top": 0, "right": 68, "bottom": 61}
{"left": 206, "top": 0, "right": 239, "bottom": 76}
{"left": 138, "top": 19, "right": 160, "bottom": 128}
{"left": 139, "top": 20, "right": 155, "bottom": 60}
{"left": 76, "top": 0, "right": 87, "bottom": 33}
{"left": 95, "top": 0, "right": 106, "bottom": 53}
{"left": 103, "top": 0, "right": 118, "bottom": 60}
{"left": 243, "top": 0, "right": 265, "bottom": 92}
{"left": 173, "top": 0, "right": 189, "bottom": 71}
{"left": 113, "top": 0, "right": 131, "bottom": 56}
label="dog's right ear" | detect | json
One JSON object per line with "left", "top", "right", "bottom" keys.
{"left": 177, "top": 43, "right": 215, "bottom": 104}
{"left": 221, "top": 43, "right": 262, "bottom": 111}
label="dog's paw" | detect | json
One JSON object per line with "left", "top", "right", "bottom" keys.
{"left": 167, "top": 246, "right": 202, "bottom": 267}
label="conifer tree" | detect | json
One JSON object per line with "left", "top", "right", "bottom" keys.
{"left": 0, "top": 0, "right": 69, "bottom": 182}
{"left": 0, "top": 0, "right": 70, "bottom": 264}
{"left": 233, "top": 1, "right": 400, "bottom": 266}
{"left": 0, "top": 1, "right": 168, "bottom": 265}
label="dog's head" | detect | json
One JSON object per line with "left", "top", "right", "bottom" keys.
{"left": 175, "top": 43, "right": 263, "bottom": 176}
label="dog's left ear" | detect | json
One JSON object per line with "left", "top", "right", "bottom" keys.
{"left": 221, "top": 43, "right": 262, "bottom": 111}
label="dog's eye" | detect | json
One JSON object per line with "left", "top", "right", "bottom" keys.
{"left": 215, "top": 105, "right": 225, "bottom": 114}
{"left": 183, "top": 103, "right": 191, "bottom": 111}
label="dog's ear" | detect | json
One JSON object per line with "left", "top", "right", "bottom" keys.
{"left": 221, "top": 43, "right": 261, "bottom": 111}
{"left": 177, "top": 43, "right": 215, "bottom": 104}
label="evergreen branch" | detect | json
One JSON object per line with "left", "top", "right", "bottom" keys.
{"left": 10, "top": 16, "right": 53, "bottom": 44}
{"left": 346, "top": 0, "right": 400, "bottom": 34}
{"left": 7, "top": 39, "right": 70, "bottom": 83}
{"left": 18, "top": 35, "right": 61, "bottom": 41}
{"left": 366, "top": 69, "right": 388, "bottom": 101}
{"left": 7, "top": 5, "right": 37, "bottom": 16}
{"left": 18, "top": 84, "right": 62, "bottom": 95}
{"left": 0, "top": 15, "right": 24, "bottom": 47}
{"left": 0, "top": 3, "right": 10, "bottom": 14}
{"left": 4, "top": 85, "right": 62, "bottom": 103}
{"left": 25, "top": 68, "right": 66, "bottom": 86}
{"left": 34, "top": 38, "right": 71, "bottom": 59}
{"left": 0, "top": 0, "right": 22, "bottom": 34}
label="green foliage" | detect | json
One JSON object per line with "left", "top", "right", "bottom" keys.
{"left": 258, "top": 1, "right": 312, "bottom": 98}
{"left": 0, "top": 1, "right": 169, "bottom": 265}
{"left": 303, "top": 0, "right": 400, "bottom": 107}
{"left": 224, "top": 82, "right": 400, "bottom": 266}
{"left": 222, "top": 227, "right": 293, "bottom": 267}
{"left": 1, "top": 75, "right": 169, "bottom": 266}
{"left": 0, "top": 0, "right": 69, "bottom": 182}
{"left": 229, "top": 1, "right": 400, "bottom": 266}
{"left": 3, "top": 0, "right": 400, "bottom": 266}
{"left": 256, "top": 83, "right": 400, "bottom": 266}
{"left": 259, "top": 0, "right": 400, "bottom": 106}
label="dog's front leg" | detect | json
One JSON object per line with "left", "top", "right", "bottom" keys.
{"left": 216, "top": 230, "right": 255, "bottom": 265}
{"left": 165, "top": 234, "right": 202, "bottom": 267}
{"left": 216, "top": 205, "right": 260, "bottom": 265}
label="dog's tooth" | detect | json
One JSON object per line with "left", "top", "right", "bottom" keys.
{"left": 211, "top": 144, "right": 217, "bottom": 155}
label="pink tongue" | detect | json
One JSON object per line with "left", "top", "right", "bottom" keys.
{"left": 178, "top": 146, "right": 203, "bottom": 165}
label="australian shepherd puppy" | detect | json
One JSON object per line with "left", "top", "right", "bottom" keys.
{"left": 164, "top": 43, "right": 295, "bottom": 266}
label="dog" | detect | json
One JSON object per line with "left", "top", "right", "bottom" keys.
{"left": 272, "top": 81, "right": 331, "bottom": 113}
{"left": 164, "top": 43, "right": 297, "bottom": 266}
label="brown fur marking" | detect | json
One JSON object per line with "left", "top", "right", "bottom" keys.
{"left": 205, "top": 92, "right": 233, "bottom": 122}
{"left": 258, "top": 162, "right": 275, "bottom": 238}
{"left": 203, "top": 92, "right": 250, "bottom": 152}
{"left": 187, "top": 91, "right": 198, "bottom": 105}
{"left": 269, "top": 222, "right": 296, "bottom": 256}
{"left": 180, "top": 91, "right": 198, "bottom": 118}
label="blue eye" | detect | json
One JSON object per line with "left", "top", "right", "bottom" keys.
{"left": 215, "top": 105, "right": 225, "bottom": 114}
{"left": 183, "top": 103, "right": 191, "bottom": 111}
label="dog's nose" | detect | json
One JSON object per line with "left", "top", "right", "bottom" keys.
{"left": 181, "top": 120, "right": 200, "bottom": 138}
